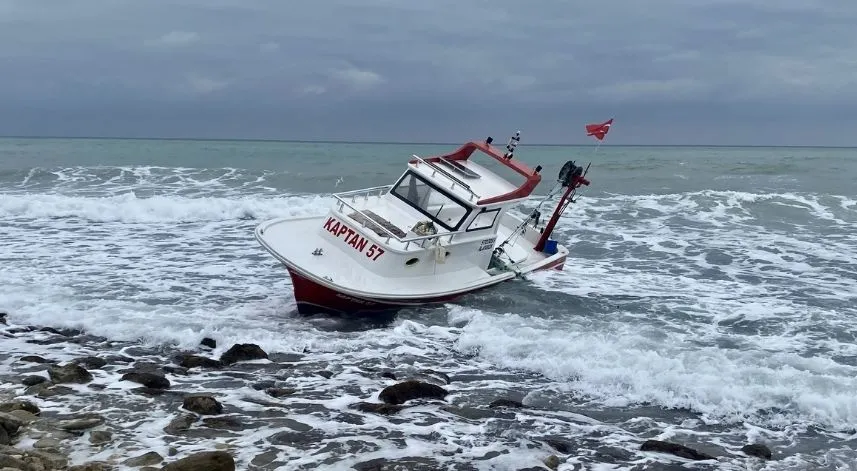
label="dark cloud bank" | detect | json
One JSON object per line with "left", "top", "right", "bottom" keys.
{"left": 1, "top": 0, "right": 855, "bottom": 145}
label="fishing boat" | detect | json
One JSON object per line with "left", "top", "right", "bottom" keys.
{"left": 256, "top": 122, "right": 612, "bottom": 314}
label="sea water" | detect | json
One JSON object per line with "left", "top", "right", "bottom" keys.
{"left": 1, "top": 138, "right": 856, "bottom": 470}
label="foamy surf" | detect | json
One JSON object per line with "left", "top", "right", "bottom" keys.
{"left": 2, "top": 143, "right": 856, "bottom": 470}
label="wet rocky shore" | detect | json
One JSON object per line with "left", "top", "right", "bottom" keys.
{"left": 1, "top": 312, "right": 777, "bottom": 470}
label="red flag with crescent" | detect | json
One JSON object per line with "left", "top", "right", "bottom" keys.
{"left": 585, "top": 118, "right": 613, "bottom": 141}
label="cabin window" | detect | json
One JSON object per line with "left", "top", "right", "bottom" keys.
{"left": 391, "top": 171, "right": 472, "bottom": 231}
{"left": 466, "top": 208, "right": 500, "bottom": 232}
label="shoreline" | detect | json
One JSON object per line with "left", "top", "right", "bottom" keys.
{"left": 0, "top": 312, "right": 777, "bottom": 470}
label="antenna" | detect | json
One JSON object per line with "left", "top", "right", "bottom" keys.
{"left": 503, "top": 130, "right": 520, "bottom": 159}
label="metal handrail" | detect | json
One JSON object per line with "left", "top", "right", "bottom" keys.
{"left": 411, "top": 155, "right": 480, "bottom": 201}
{"left": 332, "top": 195, "right": 467, "bottom": 248}
{"left": 333, "top": 185, "right": 392, "bottom": 198}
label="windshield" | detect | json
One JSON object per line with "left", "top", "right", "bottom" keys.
{"left": 391, "top": 171, "right": 472, "bottom": 231}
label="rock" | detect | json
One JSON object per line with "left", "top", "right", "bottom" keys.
{"left": 220, "top": 344, "right": 268, "bottom": 365}
{"left": 89, "top": 430, "right": 112, "bottom": 445}
{"left": 163, "top": 414, "right": 195, "bottom": 434}
{"left": 27, "top": 336, "right": 69, "bottom": 345}
{"left": 177, "top": 355, "right": 223, "bottom": 369}
{"left": 182, "top": 395, "right": 223, "bottom": 415}
{"left": 489, "top": 398, "right": 525, "bottom": 409}
{"left": 315, "top": 371, "right": 333, "bottom": 379}
{"left": 36, "top": 385, "right": 75, "bottom": 398}
{"left": 544, "top": 454, "right": 560, "bottom": 470}
{"left": 201, "top": 416, "right": 246, "bottom": 431}
{"left": 265, "top": 388, "right": 295, "bottom": 398}
{"left": 121, "top": 372, "right": 171, "bottom": 389}
{"left": 350, "top": 402, "right": 404, "bottom": 415}
{"left": 69, "top": 462, "right": 114, "bottom": 471}
{"left": 200, "top": 338, "right": 216, "bottom": 349}
{"left": 410, "top": 369, "right": 450, "bottom": 385}
{"left": 57, "top": 416, "right": 104, "bottom": 431}
{"left": 48, "top": 363, "right": 93, "bottom": 384}
{"left": 378, "top": 380, "right": 449, "bottom": 405}
{"left": 132, "top": 387, "right": 176, "bottom": 397}
{"left": 640, "top": 439, "right": 715, "bottom": 460}
{"left": 0, "top": 412, "right": 24, "bottom": 436}
{"left": 162, "top": 366, "right": 188, "bottom": 376}
{"left": 0, "top": 453, "right": 27, "bottom": 469}
{"left": 121, "top": 361, "right": 161, "bottom": 374}
{"left": 39, "top": 326, "right": 81, "bottom": 337}
{"left": 19, "top": 355, "right": 53, "bottom": 364}
{"left": 33, "top": 437, "right": 62, "bottom": 449}
{"left": 742, "top": 443, "right": 772, "bottom": 460}
{"left": 250, "top": 451, "right": 278, "bottom": 468}
{"left": 353, "top": 457, "right": 444, "bottom": 470}
{"left": 6, "top": 325, "right": 35, "bottom": 333}
{"left": 544, "top": 439, "right": 573, "bottom": 454}
{"left": 0, "top": 400, "right": 40, "bottom": 415}
{"left": 268, "top": 352, "right": 304, "bottom": 363}
{"left": 22, "top": 375, "right": 49, "bottom": 387}
{"left": 251, "top": 381, "right": 276, "bottom": 391}
{"left": 381, "top": 371, "right": 396, "bottom": 380}
{"left": 22, "top": 449, "right": 68, "bottom": 469}
{"left": 594, "top": 446, "right": 635, "bottom": 463}
{"left": 8, "top": 410, "right": 38, "bottom": 424}
{"left": 240, "top": 396, "right": 286, "bottom": 409}
{"left": 72, "top": 356, "right": 108, "bottom": 370}
{"left": 124, "top": 451, "right": 163, "bottom": 467}
{"left": 37, "top": 326, "right": 64, "bottom": 335}
{"left": 160, "top": 451, "right": 235, "bottom": 471}
{"left": 104, "top": 355, "right": 135, "bottom": 364}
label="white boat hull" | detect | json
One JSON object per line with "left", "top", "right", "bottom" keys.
{"left": 255, "top": 214, "right": 567, "bottom": 315}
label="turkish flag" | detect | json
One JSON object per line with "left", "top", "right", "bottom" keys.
{"left": 585, "top": 118, "right": 613, "bottom": 141}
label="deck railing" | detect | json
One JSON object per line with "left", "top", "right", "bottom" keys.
{"left": 333, "top": 185, "right": 392, "bottom": 202}
{"left": 332, "top": 195, "right": 465, "bottom": 249}
{"left": 411, "top": 155, "right": 480, "bottom": 201}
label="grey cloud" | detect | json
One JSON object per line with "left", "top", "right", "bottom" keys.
{"left": 0, "top": 0, "right": 855, "bottom": 144}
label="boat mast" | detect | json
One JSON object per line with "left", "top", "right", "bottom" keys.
{"left": 533, "top": 118, "right": 613, "bottom": 253}
{"left": 533, "top": 162, "right": 589, "bottom": 252}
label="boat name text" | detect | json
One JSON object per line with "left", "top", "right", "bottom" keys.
{"left": 478, "top": 237, "right": 496, "bottom": 252}
{"left": 323, "top": 217, "right": 385, "bottom": 261}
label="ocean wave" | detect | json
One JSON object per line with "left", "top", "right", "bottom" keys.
{"left": 0, "top": 192, "right": 329, "bottom": 223}
{"left": 450, "top": 307, "right": 857, "bottom": 432}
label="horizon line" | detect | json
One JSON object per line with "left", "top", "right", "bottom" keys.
{"left": 0, "top": 134, "right": 855, "bottom": 149}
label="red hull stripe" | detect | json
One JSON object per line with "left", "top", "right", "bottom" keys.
{"left": 286, "top": 255, "right": 566, "bottom": 314}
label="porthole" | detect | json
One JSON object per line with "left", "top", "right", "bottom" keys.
{"left": 405, "top": 257, "right": 419, "bottom": 266}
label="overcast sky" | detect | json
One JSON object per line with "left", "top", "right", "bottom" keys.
{"left": 1, "top": 0, "right": 855, "bottom": 145}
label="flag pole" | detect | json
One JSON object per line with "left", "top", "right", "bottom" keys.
{"left": 583, "top": 117, "right": 612, "bottom": 177}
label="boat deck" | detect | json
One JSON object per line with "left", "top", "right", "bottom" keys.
{"left": 347, "top": 210, "right": 407, "bottom": 238}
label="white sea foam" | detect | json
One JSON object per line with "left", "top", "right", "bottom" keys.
{"left": 2, "top": 181, "right": 856, "bottom": 469}
{"left": 6, "top": 166, "right": 285, "bottom": 198}
{"left": 0, "top": 192, "right": 327, "bottom": 223}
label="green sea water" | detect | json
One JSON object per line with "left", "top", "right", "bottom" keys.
{"left": 1, "top": 137, "right": 856, "bottom": 469}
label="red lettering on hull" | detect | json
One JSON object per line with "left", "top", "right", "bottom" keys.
{"left": 321, "top": 216, "right": 386, "bottom": 261}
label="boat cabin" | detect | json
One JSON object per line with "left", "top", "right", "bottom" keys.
{"left": 319, "top": 139, "right": 543, "bottom": 277}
